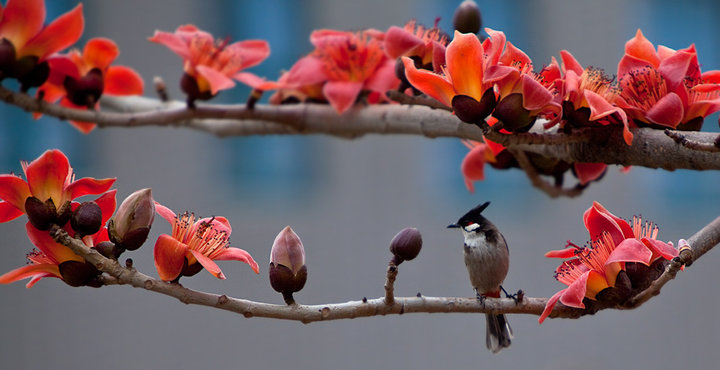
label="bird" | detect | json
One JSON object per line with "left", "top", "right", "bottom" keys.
{"left": 448, "top": 201, "right": 513, "bottom": 353}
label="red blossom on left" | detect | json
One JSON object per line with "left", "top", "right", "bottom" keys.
{"left": 0, "top": 149, "right": 115, "bottom": 228}
{"left": 36, "top": 38, "right": 144, "bottom": 134}
{"left": 0, "top": 0, "right": 84, "bottom": 90}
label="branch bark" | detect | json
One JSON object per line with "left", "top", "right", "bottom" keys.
{"left": 1, "top": 86, "right": 718, "bottom": 170}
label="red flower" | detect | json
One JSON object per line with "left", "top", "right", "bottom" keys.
{"left": 149, "top": 25, "right": 271, "bottom": 100}
{"left": 615, "top": 29, "right": 720, "bottom": 130}
{"left": 0, "top": 149, "right": 115, "bottom": 226}
{"left": 0, "top": 190, "right": 116, "bottom": 288}
{"left": 153, "top": 202, "right": 259, "bottom": 282}
{"left": 35, "top": 38, "right": 144, "bottom": 133}
{"left": 0, "top": 0, "right": 84, "bottom": 89}
{"left": 558, "top": 50, "right": 633, "bottom": 145}
{"left": 384, "top": 19, "right": 447, "bottom": 72}
{"left": 271, "top": 29, "right": 399, "bottom": 114}
{"left": 539, "top": 202, "right": 678, "bottom": 323}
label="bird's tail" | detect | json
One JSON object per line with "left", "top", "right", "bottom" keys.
{"left": 485, "top": 313, "right": 512, "bottom": 353}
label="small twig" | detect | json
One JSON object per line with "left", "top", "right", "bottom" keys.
{"left": 511, "top": 150, "right": 585, "bottom": 198}
{"left": 664, "top": 129, "right": 720, "bottom": 152}
{"left": 153, "top": 76, "right": 169, "bottom": 102}
{"left": 384, "top": 261, "right": 398, "bottom": 305}
{"left": 386, "top": 90, "right": 452, "bottom": 111}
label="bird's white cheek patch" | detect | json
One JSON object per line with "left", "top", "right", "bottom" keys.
{"left": 464, "top": 223, "right": 480, "bottom": 232}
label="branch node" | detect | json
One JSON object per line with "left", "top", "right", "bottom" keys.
{"left": 320, "top": 306, "right": 331, "bottom": 319}
{"left": 144, "top": 279, "right": 154, "bottom": 289}
{"left": 217, "top": 294, "right": 229, "bottom": 305}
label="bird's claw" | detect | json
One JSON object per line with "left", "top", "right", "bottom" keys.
{"left": 501, "top": 286, "right": 523, "bottom": 304}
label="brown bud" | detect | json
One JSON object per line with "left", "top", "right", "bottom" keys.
{"left": 389, "top": 227, "right": 422, "bottom": 264}
{"left": 58, "top": 260, "right": 101, "bottom": 287}
{"left": 453, "top": 0, "right": 482, "bottom": 34}
{"left": 70, "top": 201, "right": 103, "bottom": 236}
{"left": 96, "top": 241, "right": 124, "bottom": 260}
{"left": 452, "top": 89, "right": 496, "bottom": 124}
{"left": 109, "top": 188, "right": 155, "bottom": 250}
{"left": 492, "top": 93, "right": 536, "bottom": 132}
{"left": 269, "top": 226, "right": 307, "bottom": 303}
{"left": 180, "top": 72, "right": 214, "bottom": 108}
{"left": 64, "top": 68, "right": 104, "bottom": 108}
{"left": 25, "top": 196, "right": 57, "bottom": 230}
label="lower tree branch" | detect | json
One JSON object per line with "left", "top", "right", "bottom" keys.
{"left": 47, "top": 212, "right": 719, "bottom": 323}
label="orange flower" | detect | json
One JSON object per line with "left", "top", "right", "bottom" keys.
{"left": 37, "top": 38, "right": 144, "bottom": 133}
{"left": 615, "top": 29, "right": 720, "bottom": 131}
{"left": 0, "top": 149, "right": 115, "bottom": 227}
{"left": 0, "top": 0, "right": 83, "bottom": 90}
{"left": 539, "top": 202, "right": 678, "bottom": 323}
{"left": 271, "top": 29, "right": 398, "bottom": 114}
{"left": 150, "top": 25, "right": 271, "bottom": 103}
{"left": 153, "top": 202, "right": 259, "bottom": 282}
{"left": 384, "top": 19, "right": 447, "bottom": 72}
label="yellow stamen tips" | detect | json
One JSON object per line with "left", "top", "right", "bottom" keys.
{"left": 317, "top": 32, "right": 384, "bottom": 82}
{"left": 555, "top": 260, "right": 585, "bottom": 286}
{"left": 580, "top": 67, "right": 618, "bottom": 101}
{"left": 619, "top": 67, "right": 668, "bottom": 110}
{"left": 632, "top": 215, "right": 659, "bottom": 240}
{"left": 172, "top": 211, "right": 195, "bottom": 244}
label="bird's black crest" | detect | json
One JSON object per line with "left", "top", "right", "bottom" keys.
{"left": 457, "top": 201, "right": 490, "bottom": 225}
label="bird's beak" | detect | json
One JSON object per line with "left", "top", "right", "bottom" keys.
{"left": 447, "top": 223, "right": 460, "bottom": 229}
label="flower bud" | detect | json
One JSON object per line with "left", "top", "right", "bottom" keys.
{"left": 492, "top": 93, "right": 536, "bottom": 132}
{"left": 58, "top": 260, "right": 101, "bottom": 287}
{"left": 71, "top": 201, "right": 103, "bottom": 236}
{"left": 452, "top": 89, "right": 496, "bottom": 124}
{"left": 453, "top": 0, "right": 482, "bottom": 35}
{"left": 109, "top": 188, "right": 155, "bottom": 251}
{"left": 96, "top": 241, "right": 123, "bottom": 260}
{"left": 389, "top": 227, "right": 422, "bottom": 264}
{"left": 269, "top": 226, "right": 307, "bottom": 304}
{"left": 25, "top": 196, "right": 57, "bottom": 230}
{"left": 64, "top": 68, "right": 104, "bottom": 108}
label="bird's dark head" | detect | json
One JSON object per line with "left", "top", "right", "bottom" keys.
{"left": 447, "top": 201, "right": 491, "bottom": 234}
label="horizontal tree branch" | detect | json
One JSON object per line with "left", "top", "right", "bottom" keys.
{"left": 48, "top": 212, "right": 719, "bottom": 323}
{"left": 2, "top": 86, "right": 719, "bottom": 170}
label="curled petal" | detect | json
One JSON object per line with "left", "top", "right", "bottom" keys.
{"left": 521, "top": 74, "right": 553, "bottom": 110}
{"left": 322, "top": 80, "right": 363, "bottom": 114}
{"left": 66, "top": 177, "right": 116, "bottom": 200}
{"left": 0, "top": 263, "right": 61, "bottom": 286}
{"left": 402, "top": 57, "right": 454, "bottom": 107}
{"left": 606, "top": 238, "right": 653, "bottom": 266}
{"left": 559, "top": 270, "right": 594, "bottom": 308}
{"left": 384, "top": 26, "right": 423, "bottom": 59}
{"left": 105, "top": 66, "right": 144, "bottom": 96}
{"left": 189, "top": 249, "right": 225, "bottom": 279}
{"left": 658, "top": 51, "right": 696, "bottom": 90}
{"left": 0, "top": 174, "right": 31, "bottom": 212}
{"left": 544, "top": 248, "right": 578, "bottom": 259}
{"left": 154, "top": 202, "right": 176, "bottom": 224}
{"left": 539, "top": 289, "right": 565, "bottom": 324}
{"left": 560, "top": 50, "right": 584, "bottom": 75}
{"left": 642, "top": 238, "right": 678, "bottom": 261}
{"left": 645, "top": 92, "right": 684, "bottom": 128}
{"left": 583, "top": 201, "right": 635, "bottom": 244}
{"left": 584, "top": 90, "right": 632, "bottom": 145}
{"left": 154, "top": 234, "right": 188, "bottom": 281}
{"left": 215, "top": 247, "right": 260, "bottom": 274}
{"left": 446, "top": 31, "right": 485, "bottom": 100}
{"left": 21, "top": 3, "right": 84, "bottom": 59}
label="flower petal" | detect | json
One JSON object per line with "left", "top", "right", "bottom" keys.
{"left": 364, "top": 59, "right": 399, "bottom": 93}
{"left": 658, "top": 51, "right": 696, "bottom": 91}
{"left": 402, "top": 57, "right": 454, "bottom": 107}
{"left": 559, "top": 270, "right": 592, "bottom": 308}
{"left": 283, "top": 55, "right": 328, "bottom": 87}
{"left": 0, "top": 263, "right": 61, "bottom": 286}
{"left": 384, "top": 26, "right": 423, "bottom": 59}
{"left": 154, "top": 202, "right": 176, "bottom": 224}
{"left": 26, "top": 223, "right": 83, "bottom": 264}
{"left": 560, "top": 50, "right": 584, "bottom": 75}
{"left": 0, "top": 174, "right": 31, "bottom": 212}
{"left": 66, "top": 177, "right": 116, "bottom": 201}
{"left": 521, "top": 74, "right": 553, "bottom": 110}
{"left": 573, "top": 162, "right": 607, "bottom": 185}
{"left": 153, "top": 234, "right": 188, "bottom": 281}
{"left": 82, "top": 38, "right": 118, "bottom": 70}
{"left": 21, "top": 3, "right": 84, "bottom": 59}
{"left": 544, "top": 248, "right": 579, "bottom": 259}
{"left": 24, "top": 149, "right": 70, "bottom": 205}
{"left": 606, "top": 238, "right": 653, "bottom": 266}
{"left": 196, "top": 64, "right": 236, "bottom": 95}
{"left": 645, "top": 92, "right": 684, "bottom": 128}
{"left": 232, "top": 39, "right": 270, "bottom": 70}
{"left": 624, "top": 29, "right": 660, "bottom": 69}
{"left": 583, "top": 201, "right": 635, "bottom": 244}
{"left": 0, "top": 0, "right": 45, "bottom": 49}
{"left": 539, "top": 288, "right": 565, "bottom": 324}
{"left": 0, "top": 201, "right": 24, "bottom": 222}
{"left": 584, "top": 90, "right": 633, "bottom": 145}
{"left": 92, "top": 189, "right": 117, "bottom": 227}
{"left": 322, "top": 80, "right": 363, "bottom": 114}
{"left": 189, "top": 249, "right": 225, "bottom": 279}
{"left": 149, "top": 30, "right": 191, "bottom": 60}
{"left": 642, "top": 238, "right": 678, "bottom": 261}
{"left": 460, "top": 143, "right": 488, "bottom": 193}
{"left": 104, "top": 66, "right": 144, "bottom": 95}
{"left": 446, "top": 31, "right": 485, "bottom": 100}
{"left": 214, "top": 247, "right": 260, "bottom": 274}
{"left": 234, "top": 72, "right": 277, "bottom": 90}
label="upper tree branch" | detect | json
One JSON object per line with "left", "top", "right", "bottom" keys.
{"left": 1, "top": 86, "right": 719, "bottom": 170}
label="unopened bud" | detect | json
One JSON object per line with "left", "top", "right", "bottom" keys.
{"left": 453, "top": 0, "right": 482, "bottom": 34}
{"left": 109, "top": 188, "right": 155, "bottom": 251}
{"left": 64, "top": 68, "right": 104, "bottom": 108}
{"left": 25, "top": 196, "right": 57, "bottom": 230}
{"left": 452, "top": 89, "right": 496, "bottom": 124}
{"left": 96, "top": 241, "right": 124, "bottom": 260}
{"left": 70, "top": 201, "right": 103, "bottom": 236}
{"left": 492, "top": 93, "right": 536, "bottom": 132}
{"left": 389, "top": 227, "right": 423, "bottom": 264}
{"left": 269, "top": 226, "right": 307, "bottom": 304}
{"left": 58, "top": 260, "right": 101, "bottom": 287}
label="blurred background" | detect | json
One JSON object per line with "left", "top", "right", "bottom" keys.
{"left": 1, "top": 0, "right": 719, "bottom": 369}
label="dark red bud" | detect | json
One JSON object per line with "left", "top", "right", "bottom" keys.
{"left": 70, "top": 201, "right": 103, "bottom": 236}
{"left": 269, "top": 263, "right": 307, "bottom": 298}
{"left": 58, "top": 261, "right": 101, "bottom": 287}
{"left": 389, "top": 227, "right": 423, "bottom": 264}
{"left": 64, "top": 68, "right": 104, "bottom": 108}
{"left": 492, "top": 93, "right": 536, "bottom": 132}
{"left": 453, "top": 0, "right": 482, "bottom": 35}
{"left": 96, "top": 241, "right": 124, "bottom": 260}
{"left": 452, "top": 89, "right": 496, "bottom": 124}
{"left": 18, "top": 60, "right": 49, "bottom": 92}
{"left": 25, "top": 196, "right": 57, "bottom": 230}
{"left": 0, "top": 38, "right": 17, "bottom": 78}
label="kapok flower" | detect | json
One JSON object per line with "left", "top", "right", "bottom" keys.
{"left": 0, "top": 190, "right": 116, "bottom": 288}
{"left": 271, "top": 29, "right": 398, "bottom": 114}
{"left": 0, "top": 0, "right": 83, "bottom": 90}
{"left": 36, "top": 38, "right": 144, "bottom": 133}
{"left": 0, "top": 149, "right": 115, "bottom": 228}
{"left": 615, "top": 29, "right": 720, "bottom": 131}
{"left": 557, "top": 50, "right": 633, "bottom": 145}
{"left": 384, "top": 19, "right": 447, "bottom": 73}
{"left": 538, "top": 202, "right": 678, "bottom": 323}
{"left": 153, "top": 203, "right": 259, "bottom": 282}
{"left": 149, "top": 25, "right": 271, "bottom": 104}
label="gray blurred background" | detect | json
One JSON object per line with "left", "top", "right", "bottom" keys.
{"left": 1, "top": 0, "right": 719, "bottom": 369}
